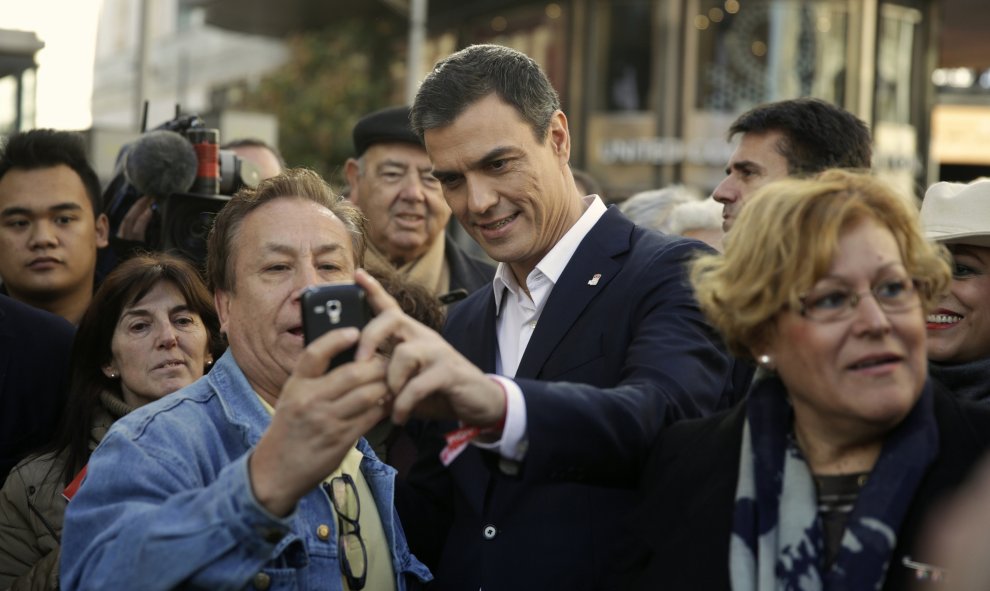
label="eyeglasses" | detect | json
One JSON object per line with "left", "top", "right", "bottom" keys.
{"left": 798, "top": 277, "right": 921, "bottom": 323}
{"left": 326, "top": 474, "right": 367, "bottom": 590}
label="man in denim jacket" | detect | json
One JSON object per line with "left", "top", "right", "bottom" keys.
{"left": 61, "top": 169, "right": 431, "bottom": 590}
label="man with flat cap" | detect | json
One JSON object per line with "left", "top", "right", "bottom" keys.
{"left": 346, "top": 106, "right": 494, "bottom": 306}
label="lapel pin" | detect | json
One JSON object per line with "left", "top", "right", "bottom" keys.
{"left": 588, "top": 273, "right": 601, "bottom": 286}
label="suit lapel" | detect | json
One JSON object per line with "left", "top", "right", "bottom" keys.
{"left": 515, "top": 208, "right": 632, "bottom": 379}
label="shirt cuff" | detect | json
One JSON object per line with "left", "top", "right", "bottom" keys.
{"left": 471, "top": 375, "right": 528, "bottom": 462}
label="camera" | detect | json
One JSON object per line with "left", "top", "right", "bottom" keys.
{"left": 101, "top": 110, "right": 261, "bottom": 270}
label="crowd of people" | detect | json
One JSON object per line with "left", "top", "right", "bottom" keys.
{"left": 1, "top": 42, "right": 990, "bottom": 591}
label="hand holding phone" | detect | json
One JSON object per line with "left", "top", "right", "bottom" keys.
{"left": 301, "top": 283, "right": 372, "bottom": 371}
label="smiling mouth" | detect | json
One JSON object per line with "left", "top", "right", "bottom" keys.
{"left": 927, "top": 313, "right": 961, "bottom": 325}
{"left": 848, "top": 355, "right": 901, "bottom": 370}
{"left": 479, "top": 212, "right": 519, "bottom": 231}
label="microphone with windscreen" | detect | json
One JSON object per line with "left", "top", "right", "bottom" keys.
{"left": 123, "top": 130, "right": 198, "bottom": 200}
{"left": 100, "top": 111, "right": 264, "bottom": 271}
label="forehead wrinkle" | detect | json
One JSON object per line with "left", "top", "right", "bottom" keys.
{"left": 378, "top": 158, "right": 410, "bottom": 171}
{"left": 816, "top": 261, "right": 907, "bottom": 286}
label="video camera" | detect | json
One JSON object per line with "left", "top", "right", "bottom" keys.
{"left": 102, "top": 108, "right": 262, "bottom": 269}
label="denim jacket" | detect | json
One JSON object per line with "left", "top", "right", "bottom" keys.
{"left": 60, "top": 350, "right": 431, "bottom": 590}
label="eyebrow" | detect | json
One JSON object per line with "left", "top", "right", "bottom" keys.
{"left": 725, "top": 160, "right": 764, "bottom": 175}
{"left": 377, "top": 159, "right": 409, "bottom": 171}
{"left": 432, "top": 145, "right": 517, "bottom": 179}
{"left": 816, "top": 262, "right": 908, "bottom": 285}
{"left": 119, "top": 304, "right": 193, "bottom": 321}
{"left": 1, "top": 202, "right": 84, "bottom": 217}
{"left": 261, "top": 242, "right": 348, "bottom": 257}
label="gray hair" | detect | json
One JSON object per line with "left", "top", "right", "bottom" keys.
{"left": 618, "top": 185, "right": 700, "bottom": 231}
{"left": 663, "top": 198, "right": 723, "bottom": 236}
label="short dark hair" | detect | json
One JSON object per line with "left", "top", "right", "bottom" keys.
{"left": 46, "top": 252, "right": 222, "bottom": 485}
{"left": 220, "top": 137, "right": 287, "bottom": 168}
{"left": 0, "top": 129, "right": 102, "bottom": 213}
{"left": 206, "top": 168, "right": 366, "bottom": 293}
{"left": 728, "top": 98, "right": 872, "bottom": 176}
{"left": 411, "top": 44, "right": 560, "bottom": 142}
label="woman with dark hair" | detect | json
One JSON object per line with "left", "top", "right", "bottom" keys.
{"left": 920, "top": 179, "right": 990, "bottom": 403}
{"left": 624, "top": 170, "right": 990, "bottom": 590}
{"left": 0, "top": 253, "right": 222, "bottom": 589}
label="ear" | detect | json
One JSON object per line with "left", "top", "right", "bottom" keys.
{"left": 94, "top": 213, "right": 110, "bottom": 248}
{"left": 748, "top": 321, "right": 779, "bottom": 364}
{"left": 214, "top": 290, "right": 232, "bottom": 338}
{"left": 101, "top": 364, "right": 116, "bottom": 378}
{"left": 547, "top": 110, "right": 571, "bottom": 165}
{"left": 344, "top": 158, "right": 361, "bottom": 204}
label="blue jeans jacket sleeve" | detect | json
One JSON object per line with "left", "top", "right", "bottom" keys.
{"left": 61, "top": 433, "right": 292, "bottom": 590}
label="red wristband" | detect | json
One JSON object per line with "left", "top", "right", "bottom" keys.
{"left": 439, "top": 378, "right": 509, "bottom": 466}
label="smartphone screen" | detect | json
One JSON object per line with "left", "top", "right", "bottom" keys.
{"left": 301, "top": 283, "right": 371, "bottom": 370}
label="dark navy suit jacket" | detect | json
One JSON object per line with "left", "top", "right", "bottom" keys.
{"left": 0, "top": 294, "right": 75, "bottom": 484}
{"left": 398, "top": 206, "right": 742, "bottom": 590}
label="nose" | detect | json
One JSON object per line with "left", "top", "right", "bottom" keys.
{"left": 852, "top": 293, "right": 893, "bottom": 335}
{"left": 712, "top": 176, "right": 738, "bottom": 205}
{"left": 291, "top": 264, "right": 324, "bottom": 302}
{"left": 398, "top": 173, "right": 426, "bottom": 203}
{"left": 157, "top": 323, "right": 179, "bottom": 349}
{"left": 28, "top": 220, "right": 58, "bottom": 249}
{"left": 466, "top": 177, "right": 498, "bottom": 215}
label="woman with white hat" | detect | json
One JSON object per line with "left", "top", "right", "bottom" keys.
{"left": 920, "top": 178, "right": 990, "bottom": 403}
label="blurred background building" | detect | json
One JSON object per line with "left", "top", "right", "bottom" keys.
{"left": 1, "top": 0, "right": 989, "bottom": 197}
{"left": 0, "top": 29, "right": 43, "bottom": 136}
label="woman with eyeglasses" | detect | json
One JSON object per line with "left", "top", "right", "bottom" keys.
{"left": 0, "top": 253, "right": 222, "bottom": 590}
{"left": 621, "top": 170, "right": 990, "bottom": 590}
{"left": 920, "top": 179, "right": 990, "bottom": 404}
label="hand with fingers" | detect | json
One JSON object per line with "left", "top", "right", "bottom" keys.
{"left": 353, "top": 268, "right": 507, "bottom": 429}
{"left": 248, "top": 325, "right": 391, "bottom": 517}
{"left": 117, "top": 195, "right": 155, "bottom": 242}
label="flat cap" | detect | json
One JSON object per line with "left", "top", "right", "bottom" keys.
{"left": 352, "top": 105, "right": 422, "bottom": 156}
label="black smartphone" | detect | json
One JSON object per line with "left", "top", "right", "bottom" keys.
{"left": 301, "top": 283, "right": 372, "bottom": 371}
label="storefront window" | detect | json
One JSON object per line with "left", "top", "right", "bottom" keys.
{"left": 598, "top": 0, "right": 653, "bottom": 111}
{"left": 692, "top": 0, "right": 849, "bottom": 112}
{"left": 876, "top": 2, "right": 922, "bottom": 125}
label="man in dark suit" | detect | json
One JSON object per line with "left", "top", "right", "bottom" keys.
{"left": 345, "top": 105, "right": 494, "bottom": 306}
{"left": 0, "top": 294, "right": 75, "bottom": 484}
{"left": 354, "top": 44, "right": 740, "bottom": 590}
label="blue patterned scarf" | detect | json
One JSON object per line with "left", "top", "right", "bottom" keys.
{"left": 729, "top": 377, "right": 938, "bottom": 590}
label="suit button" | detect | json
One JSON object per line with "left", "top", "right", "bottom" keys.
{"left": 252, "top": 572, "right": 271, "bottom": 590}
{"left": 483, "top": 524, "right": 497, "bottom": 540}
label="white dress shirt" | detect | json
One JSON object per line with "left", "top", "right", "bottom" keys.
{"left": 476, "top": 195, "right": 608, "bottom": 461}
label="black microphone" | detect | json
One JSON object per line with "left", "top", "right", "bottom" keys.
{"left": 123, "top": 130, "right": 198, "bottom": 201}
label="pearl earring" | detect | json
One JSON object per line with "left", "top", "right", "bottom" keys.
{"left": 757, "top": 354, "right": 775, "bottom": 371}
